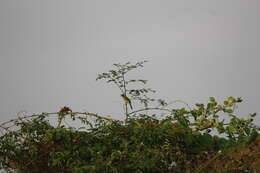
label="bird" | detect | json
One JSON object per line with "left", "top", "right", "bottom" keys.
{"left": 121, "top": 94, "right": 133, "bottom": 110}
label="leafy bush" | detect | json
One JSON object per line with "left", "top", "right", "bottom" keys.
{"left": 0, "top": 61, "right": 259, "bottom": 173}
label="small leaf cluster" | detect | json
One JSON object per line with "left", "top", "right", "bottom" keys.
{"left": 183, "top": 96, "right": 258, "bottom": 142}
{"left": 96, "top": 61, "right": 158, "bottom": 113}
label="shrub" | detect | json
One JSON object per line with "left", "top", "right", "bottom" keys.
{"left": 0, "top": 61, "right": 259, "bottom": 173}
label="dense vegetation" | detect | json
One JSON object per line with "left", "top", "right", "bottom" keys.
{"left": 0, "top": 61, "right": 259, "bottom": 173}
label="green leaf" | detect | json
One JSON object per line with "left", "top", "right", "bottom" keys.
{"left": 223, "top": 109, "right": 233, "bottom": 113}
{"left": 209, "top": 97, "right": 216, "bottom": 102}
{"left": 249, "top": 113, "right": 257, "bottom": 117}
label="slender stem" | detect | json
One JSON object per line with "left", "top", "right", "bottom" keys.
{"left": 0, "top": 113, "right": 56, "bottom": 127}
{"left": 192, "top": 123, "right": 229, "bottom": 131}
{"left": 166, "top": 100, "right": 192, "bottom": 111}
{"left": 71, "top": 112, "right": 115, "bottom": 121}
{"left": 0, "top": 125, "right": 10, "bottom": 134}
{"left": 195, "top": 152, "right": 222, "bottom": 173}
{"left": 128, "top": 107, "right": 173, "bottom": 115}
{"left": 0, "top": 112, "right": 115, "bottom": 133}
{"left": 122, "top": 72, "right": 128, "bottom": 119}
{"left": 111, "top": 76, "right": 124, "bottom": 93}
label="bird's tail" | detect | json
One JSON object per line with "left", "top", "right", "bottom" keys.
{"left": 129, "top": 102, "right": 133, "bottom": 110}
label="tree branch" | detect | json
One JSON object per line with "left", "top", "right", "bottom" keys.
{"left": 128, "top": 107, "right": 174, "bottom": 115}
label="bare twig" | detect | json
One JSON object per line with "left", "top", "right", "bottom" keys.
{"left": 128, "top": 107, "right": 174, "bottom": 115}
{"left": 0, "top": 111, "right": 116, "bottom": 136}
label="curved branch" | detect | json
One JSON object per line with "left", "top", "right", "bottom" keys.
{"left": 166, "top": 100, "right": 192, "bottom": 111}
{"left": 0, "top": 112, "right": 116, "bottom": 133}
{"left": 128, "top": 107, "right": 174, "bottom": 115}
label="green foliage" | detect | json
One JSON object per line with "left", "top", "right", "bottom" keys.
{"left": 0, "top": 113, "right": 258, "bottom": 173}
{"left": 96, "top": 61, "right": 158, "bottom": 117}
{"left": 0, "top": 61, "right": 259, "bottom": 173}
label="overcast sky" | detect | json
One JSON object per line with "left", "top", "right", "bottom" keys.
{"left": 0, "top": 0, "right": 259, "bottom": 125}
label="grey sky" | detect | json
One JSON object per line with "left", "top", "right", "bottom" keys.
{"left": 0, "top": 0, "right": 259, "bottom": 125}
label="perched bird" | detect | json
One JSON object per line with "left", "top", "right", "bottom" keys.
{"left": 121, "top": 94, "right": 133, "bottom": 110}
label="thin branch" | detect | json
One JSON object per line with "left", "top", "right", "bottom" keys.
{"left": 111, "top": 76, "right": 124, "bottom": 93}
{"left": 122, "top": 72, "right": 128, "bottom": 118}
{"left": 166, "top": 100, "right": 192, "bottom": 111}
{"left": 128, "top": 107, "right": 174, "bottom": 115}
{"left": 0, "top": 112, "right": 57, "bottom": 127}
{"left": 192, "top": 123, "right": 229, "bottom": 131}
{"left": 73, "top": 112, "right": 116, "bottom": 122}
{"left": 0, "top": 112, "right": 116, "bottom": 135}
{"left": 195, "top": 151, "right": 222, "bottom": 173}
